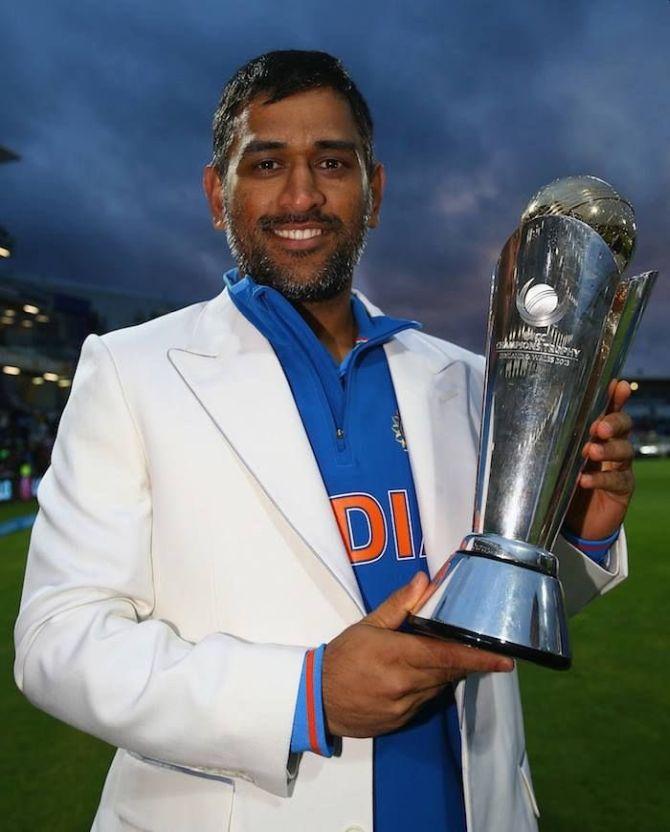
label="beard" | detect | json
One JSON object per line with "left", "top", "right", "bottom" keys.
{"left": 223, "top": 191, "right": 372, "bottom": 302}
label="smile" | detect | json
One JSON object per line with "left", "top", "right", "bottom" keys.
{"left": 272, "top": 228, "right": 323, "bottom": 240}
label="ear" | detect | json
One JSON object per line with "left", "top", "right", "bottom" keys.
{"left": 203, "top": 164, "right": 226, "bottom": 229}
{"left": 367, "top": 162, "right": 386, "bottom": 229}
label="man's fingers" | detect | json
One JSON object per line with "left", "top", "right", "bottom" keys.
{"left": 435, "top": 641, "right": 514, "bottom": 673}
{"left": 588, "top": 379, "right": 632, "bottom": 440}
{"left": 579, "top": 468, "right": 635, "bottom": 495}
{"left": 365, "top": 572, "right": 430, "bottom": 630}
{"left": 590, "top": 410, "right": 632, "bottom": 440}
{"left": 406, "top": 636, "right": 514, "bottom": 674}
{"left": 610, "top": 379, "right": 632, "bottom": 411}
{"left": 583, "top": 438, "right": 634, "bottom": 464}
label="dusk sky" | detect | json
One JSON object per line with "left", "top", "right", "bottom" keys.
{"left": 2, "top": 0, "right": 669, "bottom": 373}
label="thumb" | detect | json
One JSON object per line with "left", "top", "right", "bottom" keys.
{"left": 365, "top": 572, "right": 430, "bottom": 630}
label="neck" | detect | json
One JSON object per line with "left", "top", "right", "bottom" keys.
{"left": 293, "top": 289, "right": 356, "bottom": 364}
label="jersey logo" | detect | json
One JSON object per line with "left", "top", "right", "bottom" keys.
{"left": 331, "top": 490, "right": 425, "bottom": 565}
{"left": 392, "top": 411, "right": 408, "bottom": 451}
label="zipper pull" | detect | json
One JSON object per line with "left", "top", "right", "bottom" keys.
{"left": 336, "top": 427, "right": 345, "bottom": 440}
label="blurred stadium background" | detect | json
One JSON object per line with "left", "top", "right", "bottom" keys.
{"left": 2, "top": 141, "right": 669, "bottom": 830}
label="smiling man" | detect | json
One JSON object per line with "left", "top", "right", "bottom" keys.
{"left": 203, "top": 71, "right": 385, "bottom": 362}
{"left": 15, "top": 51, "right": 635, "bottom": 832}
{"left": 212, "top": 89, "right": 377, "bottom": 304}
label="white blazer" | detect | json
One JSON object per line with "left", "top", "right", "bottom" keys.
{"left": 14, "top": 287, "right": 627, "bottom": 832}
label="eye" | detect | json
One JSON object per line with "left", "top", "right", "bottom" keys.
{"left": 317, "top": 158, "right": 346, "bottom": 171}
{"left": 255, "top": 159, "right": 281, "bottom": 172}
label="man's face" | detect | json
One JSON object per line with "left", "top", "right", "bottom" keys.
{"left": 204, "top": 87, "right": 384, "bottom": 302}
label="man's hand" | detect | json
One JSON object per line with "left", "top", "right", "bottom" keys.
{"left": 322, "top": 572, "right": 513, "bottom": 738}
{"left": 565, "top": 379, "right": 635, "bottom": 540}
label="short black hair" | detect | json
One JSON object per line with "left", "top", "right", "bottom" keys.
{"left": 212, "top": 50, "right": 374, "bottom": 176}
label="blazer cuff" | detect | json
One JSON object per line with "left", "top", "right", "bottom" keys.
{"left": 554, "top": 526, "right": 628, "bottom": 617}
{"left": 560, "top": 525, "right": 621, "bottom": 568}
{"left": 290, "top": 644, "right": 334, "bottom": 757}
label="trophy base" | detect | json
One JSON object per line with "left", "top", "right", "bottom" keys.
{"left": 406, "top": 615, "right": 571, "bottom": 671}
{"left": 407, "top": 535, "right": 571, "bottom": 670}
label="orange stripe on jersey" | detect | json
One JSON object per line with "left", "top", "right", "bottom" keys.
{"left": 389, "top": 490, "right": 414, "bottom": 558}
{"left": 330, "top": 493, "right": 387, "bottom": 564}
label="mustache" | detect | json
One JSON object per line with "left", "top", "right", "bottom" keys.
{"left": 258, "top": 212, "right": 344, "bottom": 231}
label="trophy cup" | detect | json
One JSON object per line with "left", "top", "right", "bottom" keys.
{"left": 407, "top": 175, "right": 658, "bottom": 669}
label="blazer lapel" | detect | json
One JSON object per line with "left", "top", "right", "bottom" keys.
{"left": 384, "top": 333, "right": 481, "bottom": 578}
{"left": 384, "top": 329, "right": 483, "bottom": 733}
{"left": 167, "top": 287, "right": 482, "bottom": 615}
{"left": 168, "top": 289, "right": 365, "bottom": 615}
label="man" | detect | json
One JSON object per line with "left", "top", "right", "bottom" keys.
{"left": 14, "top": 51, "right": 634, "bottom": 832}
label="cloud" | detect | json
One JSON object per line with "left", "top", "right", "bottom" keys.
{"left": 434, "top": 171, "right": 500, "bottom": 219}
{"left": 1, "top": 0, "right": 668, "bottom": 371}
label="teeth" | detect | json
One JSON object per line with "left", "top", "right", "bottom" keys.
{"left": 273, "top": 228, "right": 323, "bottom": 240}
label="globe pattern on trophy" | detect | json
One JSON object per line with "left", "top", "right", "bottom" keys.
{"left": 522, "top": 175, "right": 637, "bottom": 273}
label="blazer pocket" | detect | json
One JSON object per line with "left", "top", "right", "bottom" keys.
{"left": 112, "top": 750, "right": 235, "bottom": 832}
{"left": 518, "top": 749, "right": 540, "bottom": 819}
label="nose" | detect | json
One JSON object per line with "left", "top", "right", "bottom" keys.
{"left": 277, "top": 162, "right": 326, "bottom": 214}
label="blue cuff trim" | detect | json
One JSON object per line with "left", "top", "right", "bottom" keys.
{"left": 289, "top": 644, "right": 335, "bottom": 757}
{"left": 561, "top": 526, "right": 620, "bottom": 566}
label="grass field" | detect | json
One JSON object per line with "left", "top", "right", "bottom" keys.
{"left": 520, "top": 459, "right": 670, "bottom": 831}
{"left": 2, "top": 461, "right": 669, "bottom": 830}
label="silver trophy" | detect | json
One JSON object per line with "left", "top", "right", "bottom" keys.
{"left": 408, "top": 176, "right": 658, "bottom": 669}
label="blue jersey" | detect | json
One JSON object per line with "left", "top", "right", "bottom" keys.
{"left": 227, "top": 270, "right": 466, "bottom": 832}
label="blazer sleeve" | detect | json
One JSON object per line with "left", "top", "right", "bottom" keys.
{"left": 553, "top": 529, "right": 628, "bottom": 618}
{"left": 13, "top": 333, "right": 306, "bottom": 798}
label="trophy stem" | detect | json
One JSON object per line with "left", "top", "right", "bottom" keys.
{"left": 473, "top": 215, "right": 623, "bottom": 545}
